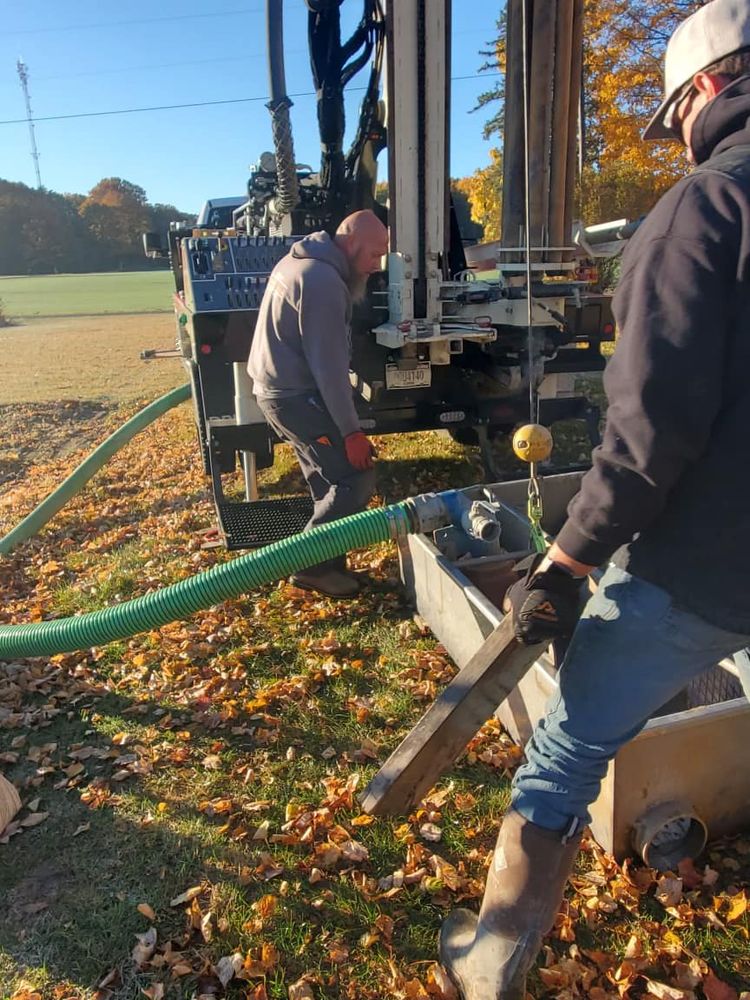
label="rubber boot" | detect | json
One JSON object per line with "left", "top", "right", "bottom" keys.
{"left": 439, "top": 809, "right": 581, "bottom": 1000}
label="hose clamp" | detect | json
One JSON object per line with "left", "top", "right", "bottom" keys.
{"left": 383, "top": 505, "right": 411, "bottom": 540}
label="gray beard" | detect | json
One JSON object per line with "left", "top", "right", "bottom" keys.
{"left": 347, "top": 273, "right": 368, "bottom": 304}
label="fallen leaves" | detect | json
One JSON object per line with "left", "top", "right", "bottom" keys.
{"left": 288, "top": 979, "right": 316, "bottom": 1000}
{"left": 170, "top": 885, "right": 204, "bottom": 907}
{"left": 656, "top": 875, "right": 684, "bottom": 909}
{"left": 1, "top": 406, "right": 749, "bottom": 1000}
{"left": 20, "top": 811, "right": 48, "bottom": 828}
{"left": 703, "top": 970, "right": 740, "bottom": 1000}
{"left": 132, "top": 926, "right": 157, "bottom": 967}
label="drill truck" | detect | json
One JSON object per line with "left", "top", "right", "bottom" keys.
{"left": 144, "top": 0, "right": 619, "bottom": 550}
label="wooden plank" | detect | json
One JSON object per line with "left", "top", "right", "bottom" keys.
{"left": 359, "top": 616, "right": 543, "bottom": 816}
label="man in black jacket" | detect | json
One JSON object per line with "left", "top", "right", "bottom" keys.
{"left": 440, "top": 2, "right": 750, "bottom": 997}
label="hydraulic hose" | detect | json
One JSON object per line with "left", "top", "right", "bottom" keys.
{"left": 0, "top": 502, "right": 417, "bottom": 660}
{"left": 0, "top": 384, "right": 191, "bottom": 558}
{"left": 266, "top": 0, "right": 299, "bottom": 215}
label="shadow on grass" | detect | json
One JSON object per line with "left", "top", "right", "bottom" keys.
{"left": 0, "top": 607, "right": 494, "bottom": 999}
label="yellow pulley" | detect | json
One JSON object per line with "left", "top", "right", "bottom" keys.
{"left": 512, "top": 423, "right": 553, "bottom": 464}
{"left": 512, "top": 424, "right": 552, "bottom": 554}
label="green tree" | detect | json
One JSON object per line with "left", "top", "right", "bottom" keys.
{"left": 0, "top": 180, "right": 90, "bottom": 274}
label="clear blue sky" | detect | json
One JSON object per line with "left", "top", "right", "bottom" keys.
{"left": 1, "top": 2, "right": 503, "bottom": 214}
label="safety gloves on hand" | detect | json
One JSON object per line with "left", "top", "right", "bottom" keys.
{"left": 344, "top": 431, "right": 376, "bottom": 470}
{"left": 504, "top": 553, "right": 585, "bottom": 645}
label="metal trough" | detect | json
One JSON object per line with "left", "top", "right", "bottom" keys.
{"left": 399, "top": 472, "right": 750, "bottom": 866}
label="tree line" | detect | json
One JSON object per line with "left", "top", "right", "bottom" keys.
{"left": 0, "top": 177, "right": 193, "bottom": 276}
{"left": 3, "top": 0, "right": 696, "bottom": 278}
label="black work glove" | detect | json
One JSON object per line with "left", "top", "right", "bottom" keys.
{"left": 504, "top": 554, "right": 585, "bottom": 645}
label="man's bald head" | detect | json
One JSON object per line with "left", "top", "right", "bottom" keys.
{"left": 334, "top": 210, "right": 389, "bottom": 280}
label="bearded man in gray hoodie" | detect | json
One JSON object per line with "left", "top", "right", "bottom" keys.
{"left": 248, "top": 210, "right": 388, "bottom": 597}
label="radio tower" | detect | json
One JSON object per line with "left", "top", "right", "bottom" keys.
{"left": 16, "top": 59, "right": 42, "bottom": 189}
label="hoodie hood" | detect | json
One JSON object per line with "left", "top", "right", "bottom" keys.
{"left": 290, "top": 231, "right": 350, "bottom": 282}
{"left": 691, "top": 74, "right": 750, "bottom": 165}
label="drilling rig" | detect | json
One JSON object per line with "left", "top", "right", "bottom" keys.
{"left": 144, "top": 0, "right": 619, "bottom": 550}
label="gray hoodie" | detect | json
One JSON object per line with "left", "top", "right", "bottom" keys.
{"left": 247, "top": 231, "right": 360, "bottom": 437}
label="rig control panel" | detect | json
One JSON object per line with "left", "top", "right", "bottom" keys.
{"left": 181, "top": 234, "right": 295, "bottom": 313}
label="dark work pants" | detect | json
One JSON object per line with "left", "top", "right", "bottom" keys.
{"left": 257, "top": 393, "right": 376, "bottom": 572}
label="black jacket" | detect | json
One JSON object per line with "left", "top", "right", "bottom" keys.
{"left": 556, "top": 78, "right": 750, "bottom": 633}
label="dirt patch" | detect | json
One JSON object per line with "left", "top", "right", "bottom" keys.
{"left": 0, "top": 313, "right": 184, "bottom": 405}
{"left": 4, "top": 859, "right": 70, "bottom": 923}
{"left": 0, "top": 399, "right": 119, "bottom": 488}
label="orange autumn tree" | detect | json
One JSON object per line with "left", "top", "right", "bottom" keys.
{"left": 459, "top": 2, "right": 705, "bottom": 236}
{"left": 580, "top": 0, "right": 702, "bottom": 224}
{"left": 453, "top": 149, "right": 504, "bottom": 241}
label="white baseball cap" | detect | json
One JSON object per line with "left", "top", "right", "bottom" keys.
{"left": 643, "top": 0, "right": 750, "bottom": 140}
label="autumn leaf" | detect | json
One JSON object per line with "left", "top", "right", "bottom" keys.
{"left": 132, "top": 926, "right": 157, "bottom": 967}
{"left": 425, "top": 962, "right": 458, "bottom": 998}
{"left": 725, "top": 891, "right": 748, "bottom": 923}
{"left": 420, "top": 823, "right": 443, "bottom": 843}
{"left": 170, "top": 885, "right": 203, "bottom": 907}
{"left": 326, "top": 940, "right": 350, "bottom": 964}
{"left": 288, "top": 979, "right": 315, "bottom": 1000}
{"left": 20, "top": 812, "right": 49, "bottom": 828}
{"left": 656, "top": 875, "right": 683, "bottom": 909}
{"left": 704, "top": 971, "right": 739, "bottom": 1000}
{"left": 643, "top": 979, "right": 693, "bottom": 1000}
{"left": 215, "top": 952, "right": 244, "bottom": 987}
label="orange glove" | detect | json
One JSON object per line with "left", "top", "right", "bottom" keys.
{"left": 344, "top": 431, "right": 376, "bottom": 470}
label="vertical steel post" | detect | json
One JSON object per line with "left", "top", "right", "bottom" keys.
{"left": 549, "top": 0, "right": 575, "bottom": 263}
{"left": 563, "top": 0, "right": 585, "bottom": 262}
{"left": 501, "top": 0, "right": 526, "bottom": 257}
{"left": 527, "top": 0, "right": 556, "bottom": 262}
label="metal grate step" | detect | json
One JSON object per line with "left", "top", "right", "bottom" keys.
{"left": 216, "top": 496, "right": 314, "bottom": 550}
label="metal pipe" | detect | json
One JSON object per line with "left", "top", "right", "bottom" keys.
{"left": 632, "top": 801, "right": 708, "bottom": 871}
{"left": 501, "top": 0, "right": 526, "bottom": 258}
{"left": 527, "top": 0, "right": 556, "bottom": 262}
{"left": 548, "top": 0, "right": 574, "bottom": 264}
{"left": 563, "top": 0, "right": 584, "bottom": 261}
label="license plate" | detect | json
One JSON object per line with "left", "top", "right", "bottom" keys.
{"left": 385, "top": 362, "right": 432, "bottom": 390}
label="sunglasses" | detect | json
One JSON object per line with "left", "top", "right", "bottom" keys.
{"left": 665, "top": 83, "right": 698, "bottom": 141}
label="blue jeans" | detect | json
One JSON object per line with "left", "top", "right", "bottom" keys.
{"left": 512, "top": 565, "right": 750, "bottom": 832}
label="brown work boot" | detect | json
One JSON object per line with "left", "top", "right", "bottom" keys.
{"left": 289, "top": 567, "right": 360, "bottom": 598}
{"left": 439, "top": 809, "right": 581, "bottom": 1000}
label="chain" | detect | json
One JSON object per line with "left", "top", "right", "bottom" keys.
{"left": 527, "top": 462, "right": 547, "bottom": 554}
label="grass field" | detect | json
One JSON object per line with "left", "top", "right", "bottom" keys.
{"left": 0, "top": 305, "right": 748, "bottom": 1000}
{"left": 0, "top": 271, "right": 174, "bottom": 318}
{"left": 0, "top": 314, "right": 184, "bottom": 406}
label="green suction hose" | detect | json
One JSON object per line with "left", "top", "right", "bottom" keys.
{"left": 0, "top": 383, "right": 191, "bottom": 557}
{"left": 0, "top": 503, "right": 415, "bottom": 659}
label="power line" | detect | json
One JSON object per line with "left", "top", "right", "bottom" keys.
{"left": 4, "top": 6, "right": 263, "bottom": 36}
{"left": 0, "top": 73, "right": 501, "bottom": 127}
{"left": 0, "top": 91, "right": 320, "bottom": 126}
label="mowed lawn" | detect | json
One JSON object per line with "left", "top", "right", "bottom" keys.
{"left": 0, "top": 270, "right": 174, "bottom": 318}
